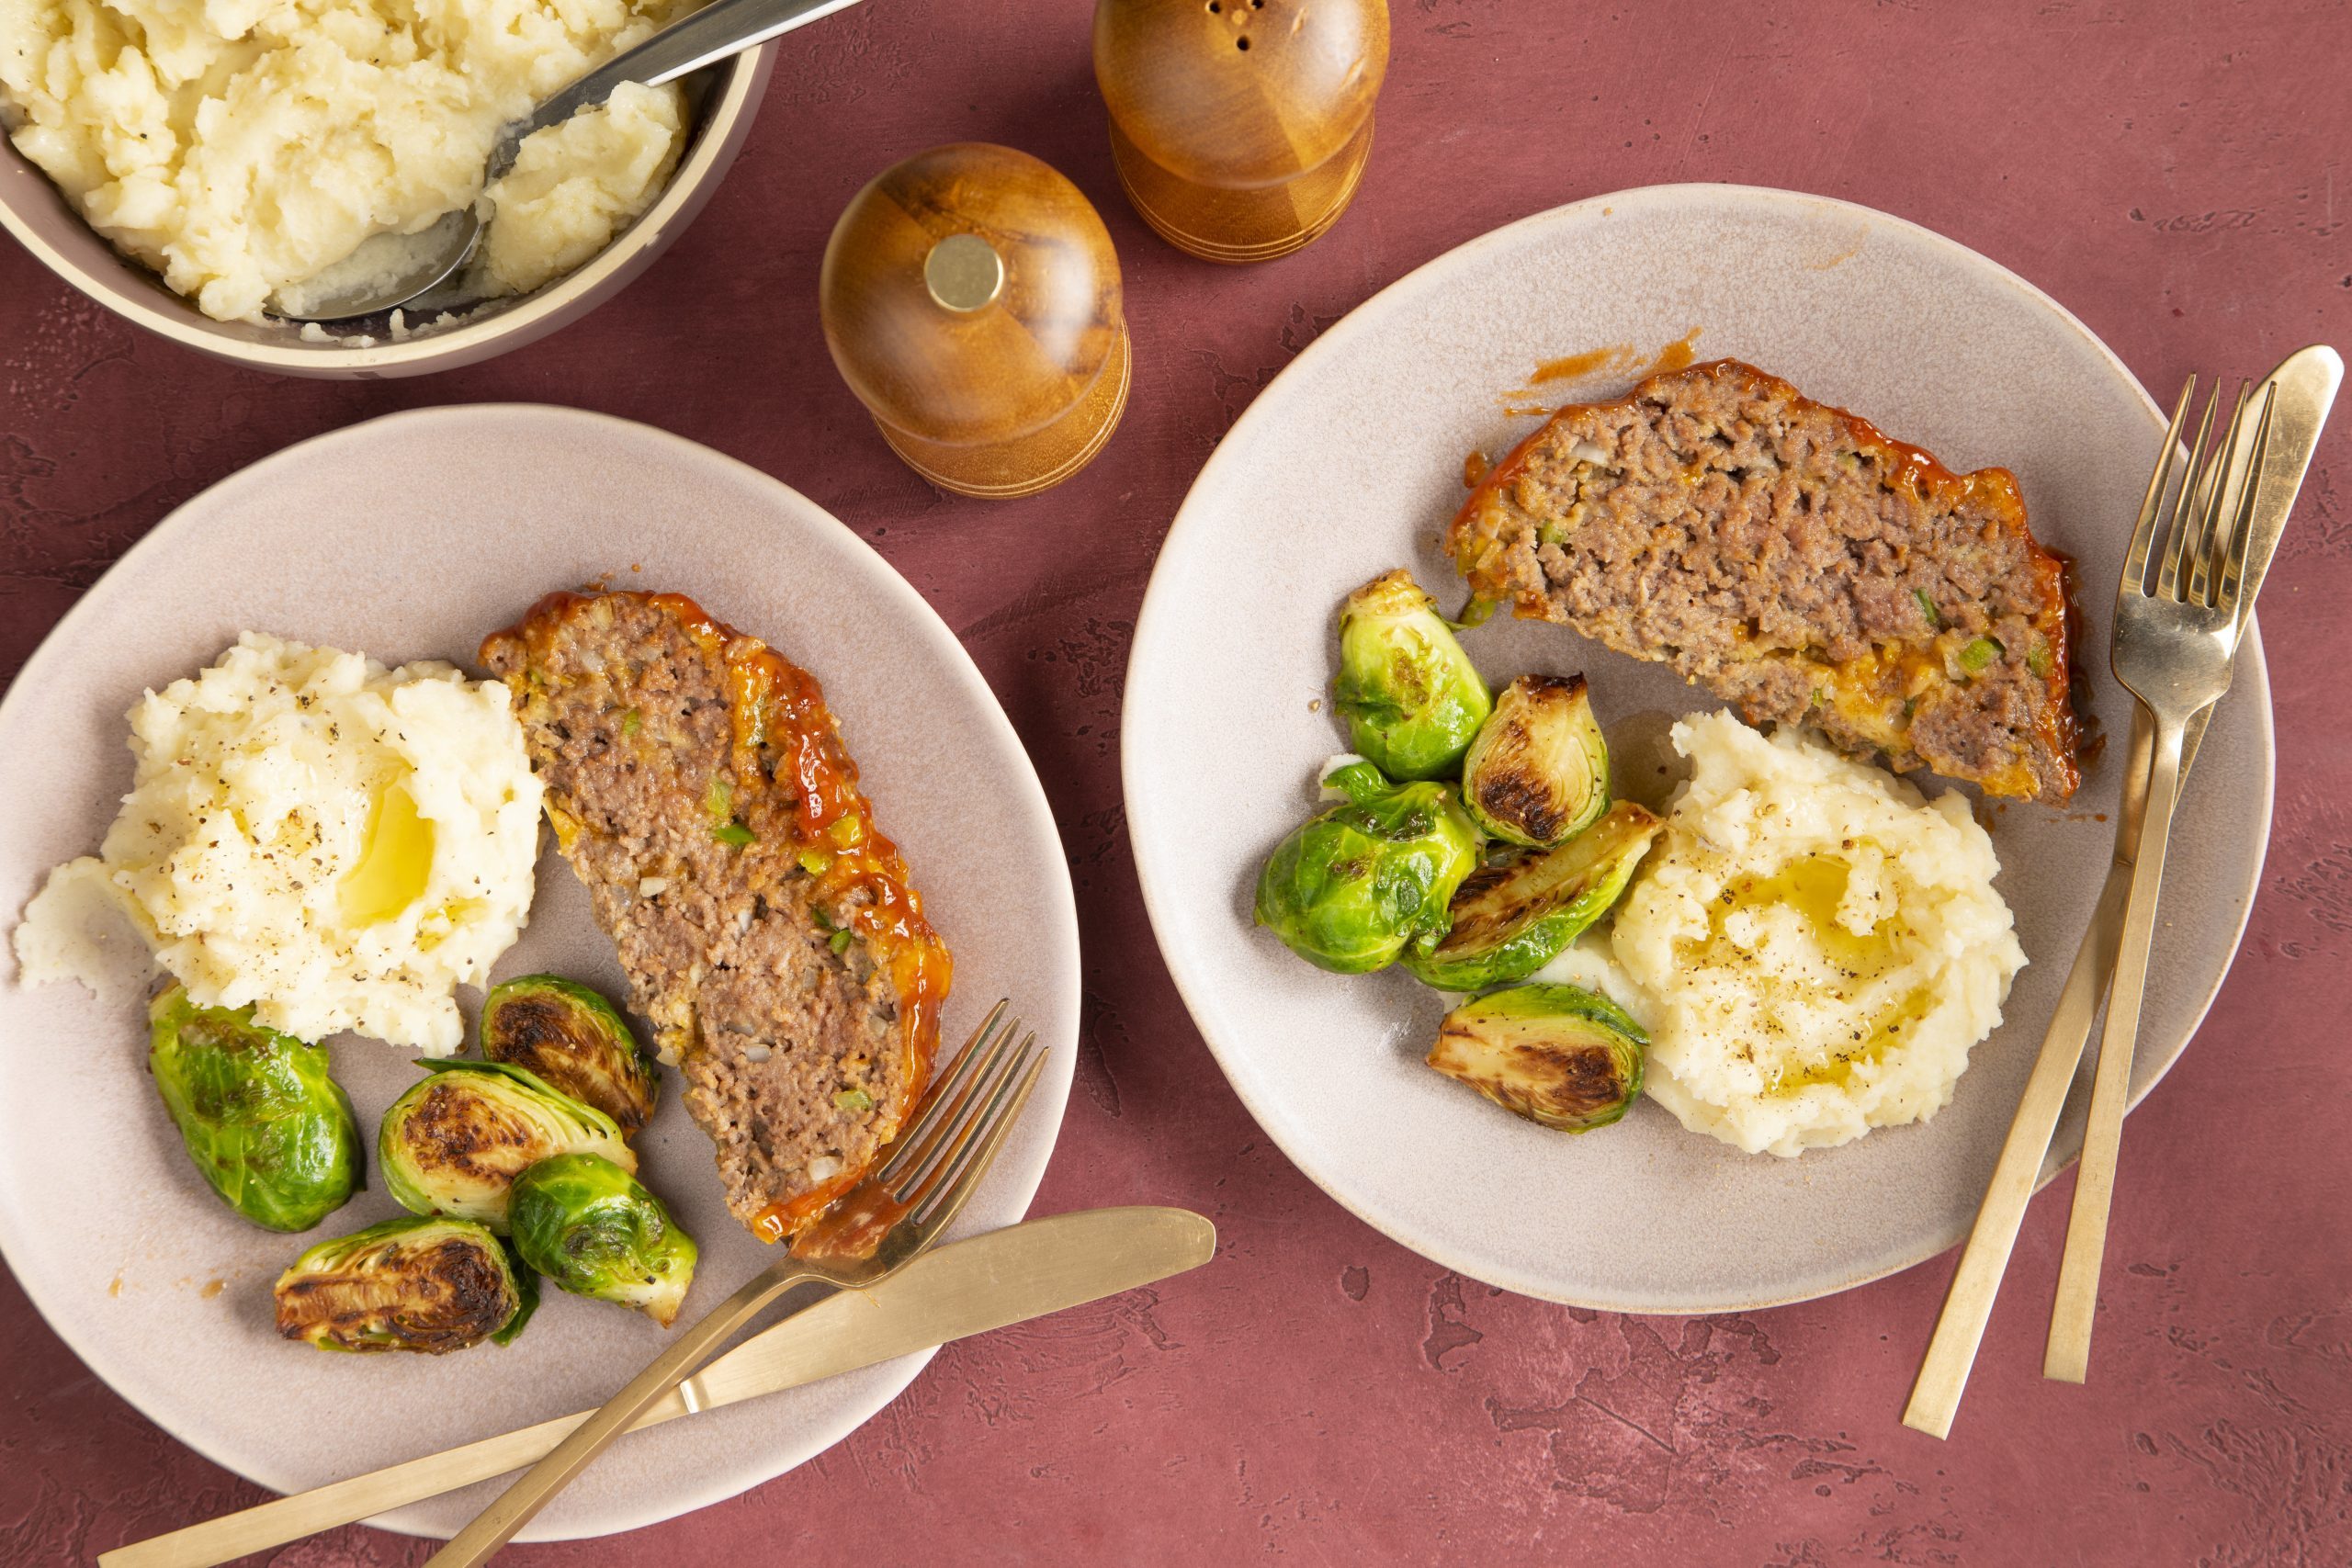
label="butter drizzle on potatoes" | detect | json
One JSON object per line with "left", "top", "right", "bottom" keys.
{"left": 1611, "top": 711, "right": 2026, "bottom": 1156}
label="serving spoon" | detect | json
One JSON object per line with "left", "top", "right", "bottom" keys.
{"left": 280, "top": 0, "right": 865, "bottom": 322}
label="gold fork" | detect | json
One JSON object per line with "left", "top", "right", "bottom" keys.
{"left": 2037, "top": 378, "right": 2273, "bottom": 1382}
{"left": 424, "top": 1000, "right": 1046, "bottom": 1565}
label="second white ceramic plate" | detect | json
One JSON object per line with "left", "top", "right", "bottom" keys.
{"left": 1124, "top": 185, "right": 2272, "bottom": 1313}
{"left": 0, "top": 406, "right": 1080, "bottom": 1539}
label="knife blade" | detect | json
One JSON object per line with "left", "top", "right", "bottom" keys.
{"left": 1903, "top": 343, "right": 2340, "bottom": 1437}
{"left": 100, "top": 1206, "right": 1217, "bottom": 1568}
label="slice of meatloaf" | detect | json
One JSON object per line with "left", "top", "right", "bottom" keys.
{"left": 481, "top": 591, "right": 952, "bottom": 1243}
{"left": 1448, "top": 359, "right": 2078, "bottom": 800}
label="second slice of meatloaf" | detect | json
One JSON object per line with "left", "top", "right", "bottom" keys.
{"left": 1449, "top": 359, "right": 2077, "bottom": 801}
{"left": 481, "top": 590, "right": 952, "bottom": 1243}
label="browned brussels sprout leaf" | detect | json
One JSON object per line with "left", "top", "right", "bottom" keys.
{"left": 380, "top": 1060, "right": 633, "bottom": 1232}
{"left": 1427, "top": 982, "right": 1647, "bottom": 1133}
{"left": 1461, "top": 673, "right": 1610, "bottom": 847}
{"left": 481, "top": 974, "right": 659, "bottom": 1136}
{"left": 274, "top": 1215, "right": 536, "bottom": 1353}
{"left": 1400, "top": 801, "right": 1662, "bottom": 991}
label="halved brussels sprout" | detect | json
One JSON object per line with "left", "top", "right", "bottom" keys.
{"left": 481, "top": 975, "right": 660, "bottom": 1137}
{"left": 1255, "top": 761, "right": 1481, "bottom": 974}
{"left": 275, "top": 1214, "right": 537, "bottom": 1353}
{"left": 509, "top": 1153, "right": 698, "bottom": 1327}
{"left": 148, "top": 986, "right": 361, "bottom": 1234}
{"left": 1332, "top": 570, "right": 1493, "bottom": 781}
{"left": 1427, "top": 983, "right": 1648, "bottom": 1133}
{"left": 1399, "top": 801, "right": 1663, "bottom": 992}
{"left": 1461, "top": 673, "right": 1610, "bottom": 847}
{"left": 380, "top": 1060, "right": 634, "bottom": 1232}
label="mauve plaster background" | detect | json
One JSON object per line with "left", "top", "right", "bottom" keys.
{"left": 4, "top": 1, "right": 2348, "bottom": 1563}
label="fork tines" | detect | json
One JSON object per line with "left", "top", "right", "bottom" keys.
{"left": 2131, "top": 376, "right": 2278, "bottom": 612}
{"left": 878, "top": 1001, "right": 1042, "bottom": 1221}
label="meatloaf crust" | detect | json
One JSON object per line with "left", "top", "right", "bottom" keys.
{"left": 482, "top": 590, "right": 952, "bottom": 1243}
{"left": 1448, "top": 359, "right": 2077, "bottom": 800}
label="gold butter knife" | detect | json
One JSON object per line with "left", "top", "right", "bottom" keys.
{"left": 100, "top": 1205, "right": 1217, "bottom": 1568}
{"left": 1904, "top": 343, "right": 2340, "bottom": 1437}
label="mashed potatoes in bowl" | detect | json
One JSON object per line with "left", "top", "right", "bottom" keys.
{"left": 0, "top": 0, "right": 701, "bottom": 321}
{"left": 13, "top": 633, "right": 542, "bottom": 1054}
{"left": 1610, "top": 711, "right": 2026, "bottom": 1156}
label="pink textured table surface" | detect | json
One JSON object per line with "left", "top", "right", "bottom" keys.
{"left": 5, "top": 2, "right": 2348, "bottom": 1562}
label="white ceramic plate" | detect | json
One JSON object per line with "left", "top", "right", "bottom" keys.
{"left": 0, "top": 406, "right": 1080, "bottom": 1540}
{"left": 1124, "top": 184, "right": 2272, "bottom": 1314}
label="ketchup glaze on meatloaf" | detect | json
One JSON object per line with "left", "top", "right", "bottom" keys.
{"left": 482, "top": 590, "right": 951, "bottom": 1243}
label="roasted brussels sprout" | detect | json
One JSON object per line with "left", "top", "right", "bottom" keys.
{"left": 509, "top": 1153, "right": 698, "bottom": 1326}
{"left": 1399, "top": 802, "right": 1663, "bottom": 991}
{"left": 1461, "top": 673, "right": 1610, "bottom": 847}
{"left": 147, "top": 986, "right": 361, "bottom": 1234}
{"left": 1332, "top": 570, "right": 1493, "bottom": 780}
{"left": 380, "top": 1060, "right": 634, "bottom": 1232}
{"left": 1256, "top": 760, "right": 1481, "bottom": 974}
{"left": 1427, "top": 983, "right": 1648, "bottom": 1133}
{"left": 481, "top": 975, "right": 660, "bottom": 1137}
{"left": 275, "top": 1214, "right": 537, "bottom": 1353}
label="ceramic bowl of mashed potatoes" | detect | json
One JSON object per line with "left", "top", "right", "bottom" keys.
{"left": 0, "top": 0, "right": 775, "bottom": 378}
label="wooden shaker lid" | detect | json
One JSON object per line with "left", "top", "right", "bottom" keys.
{"left": 1094, "top": 0, "right": 1390, "bottom": 263}
{"left": 820, "top": 143, "right": 1130, "bottom": 497}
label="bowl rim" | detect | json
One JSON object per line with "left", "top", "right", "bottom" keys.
{"left": 0, "top": 45, "right": 774, "bottom": 375}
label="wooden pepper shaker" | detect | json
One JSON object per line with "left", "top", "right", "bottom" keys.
{"left": 819, "top": 143, "right": 1131, "bottom": 499}
{"left": 1093, "top": 0, "right": 1389, "bottom": 264}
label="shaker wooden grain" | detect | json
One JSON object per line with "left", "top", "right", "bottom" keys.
{"left": 1094, "top": 0, "right": 1389, "bottom": 264}
{"left": 819, "top": 143, "right": 1130, "bottom": 498}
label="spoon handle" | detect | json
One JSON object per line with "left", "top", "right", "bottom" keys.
{"left": 496, "top": 0, "right": 865, "bottom": 174}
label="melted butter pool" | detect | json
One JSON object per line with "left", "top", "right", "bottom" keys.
{"left": 1704, "top": 852, "right": 1931, "bottom": 1095}
{"left": 339, "top": 783, "right": 434, "bottom": 927}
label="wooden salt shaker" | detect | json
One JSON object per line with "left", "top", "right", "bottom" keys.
{"left": 1093, "top": 0, "right": 1389, "bottom": 264}
{"left": 819, "top": 143, "right": 1130, "bottom": 499}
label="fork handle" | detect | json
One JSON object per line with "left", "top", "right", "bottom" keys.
{"left": 424, "top": 1264, "right": 836, "bottom": 1565}
{"left": 2044, "top": 711, "right": 2189, "bottom": 1382}
{"left": 1905, "top": 829, "right": 2134, "bottom": 1432}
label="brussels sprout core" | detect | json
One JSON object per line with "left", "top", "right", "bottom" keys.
{"left": 275, "top": 1214, "right": 536, "bottom": 1353}
{"left": 509, "top": 1152, "right": 699, "bottom": 1326}
{"left": 148, "top": 986, "right": 361, "bottom": 1233}
{"left": 1400, "top": 801, "right": 1663, "bottom": 992}
{"left": 1461, "top": 673, "right": 1610, "bottom": 847}
{"left": 1332, "top": 570, "right": 1493, "bottom": 781}
{"left": 380, "top": 1060, "right": 634, "bottom": 1232}
{"left": 1427, "top": 983, "right": 1649, "bottom": 1133}
{"left": 1255, "top": 767, "right": 1481, "bottom": 974}
{"left": 481, "top": 975, "right": 660, "bottom": 1137}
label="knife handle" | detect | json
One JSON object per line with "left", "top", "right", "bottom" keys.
{"left": 98, "top": 1410, "right": 600, "bottom": 1568}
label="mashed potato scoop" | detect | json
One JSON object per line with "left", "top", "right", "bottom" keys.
{"left": 1611, "top": 712, "right": 2028, "bottom": 1156}
{"left": 286, "top": 0, "right": 865, "bottom": 321}
{"left": 15, "top": 633, "right": 545, "bottom": 1055}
